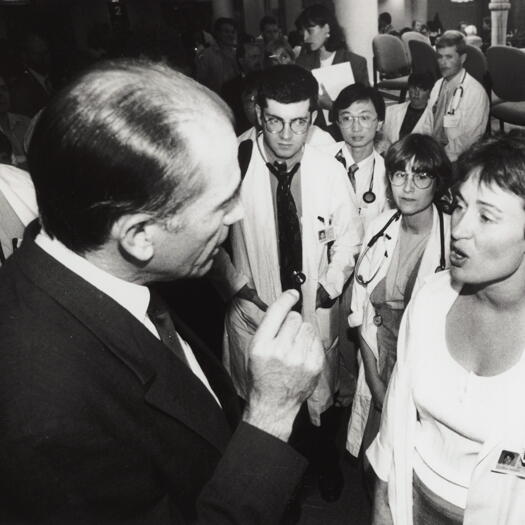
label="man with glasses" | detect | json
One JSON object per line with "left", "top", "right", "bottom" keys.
{"left": 213, "top": 64, "right": 362, "bottom": 503}
{"left": 328, "top": 83, "right": 391, "bottom": 231}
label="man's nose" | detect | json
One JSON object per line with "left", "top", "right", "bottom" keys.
{"left": 280, "top": 123, "right": 293, "bottom": 139}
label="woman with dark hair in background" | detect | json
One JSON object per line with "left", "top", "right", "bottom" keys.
{"left": 295, "top": 4, "right": 368, "bottom": 130}
{"left": 347, "top": 135, "right": 452, "bottom": 484}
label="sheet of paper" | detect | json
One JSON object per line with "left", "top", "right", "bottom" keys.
{"left": 311, "top": 62, "right": 355, "bottom": 101}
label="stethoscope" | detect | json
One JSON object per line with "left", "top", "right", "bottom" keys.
{"left": 335, "top": 149, "right": 376, "bottom": 204}
{"left": 432, "top": 69, "right": 467, "bottom": 117}
{"left": 354, "top": 207, "right": 446, "bottom": 287}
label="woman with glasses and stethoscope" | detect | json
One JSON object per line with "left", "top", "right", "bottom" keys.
{"left": 345, "top": 134, "right": 452, "bottom": 482}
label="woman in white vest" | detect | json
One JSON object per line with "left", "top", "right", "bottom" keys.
{"left": 370, "top": 132, "right": 525, "bottom": 524}
{"left": 347, "top": 134, "right": 452, "bottom": 474}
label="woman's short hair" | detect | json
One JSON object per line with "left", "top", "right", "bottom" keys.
{"left": 295, "top": 4, "right": 345, "bottom": 52}
{"left": 385, "top": 134, "right": 452, "bottom": 202}
{"left": 265, "top": 38, "right": 295, "bottom": 65}
{"left": 457, "top": 131, "right": 525, "bottom": 204}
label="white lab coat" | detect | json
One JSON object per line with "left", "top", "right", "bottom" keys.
{"left": 367, "top": 271, "right": 525, "bottom": 524}
{"left": 346, "top": 206, "right": 450, "bottom": 456}
{"left": 413, "top": 69, "right": 489, "bottom": 162}
{"left": 323, "top": 142, "right": 391, "bottom": 232}
{"left": 215, "top": 137, "right": 362, "bottom": 425}
{"left": 382, "top": 101, "right": 425, "bottom": 146}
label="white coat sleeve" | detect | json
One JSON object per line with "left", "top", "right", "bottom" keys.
{"left": 318, "top": 167, "right": 363, "bottom": 299}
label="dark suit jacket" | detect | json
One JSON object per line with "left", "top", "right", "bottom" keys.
{"left": 0, "top": 236, "right": 306, "bottom": 524}
{"left": 296, "top": 47, "right": 370, "bottom": 87}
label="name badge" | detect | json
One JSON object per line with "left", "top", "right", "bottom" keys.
{"left": 318, "top": 226, "right": 335, "bottom": 244}
{"left": 443, "top": 114, "right": 460, "bottom": 128}
{"left": 492, "top": 449, "right": 525, "bottom": 478}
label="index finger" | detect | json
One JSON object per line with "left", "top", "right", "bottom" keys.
{"left": 252, "top": 290, "right": 300, "bottom": 343}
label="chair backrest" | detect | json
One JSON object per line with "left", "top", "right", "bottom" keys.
{"left": 464, "top": 44, "right": 488, "bottom": 87}
{"left": 408, "top": 39, "right": 440, "bottom": 81}
{"left": 401, "top": 31, "right": 431, "bottom": 46}
{"left": 372, "top": 34, "right": 410, "bottom": 77}
{"left": 486, "top": 45, "right": 525, "bottom": 101}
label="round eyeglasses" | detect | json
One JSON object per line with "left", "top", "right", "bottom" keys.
{"left": 262, "top": 114, "right": 310, "bottom": 135}
{"left": 389, "top": 170, "right": 436, "bottom": 190}
{"left": 337, "top": 114, "right": 377, "bottom": 129}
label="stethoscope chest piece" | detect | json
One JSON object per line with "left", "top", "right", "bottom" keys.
{"left": 373, "top": 314, "right": 383, "bottom": 326}
{"left": 363, "top": 190, "right": 376, "bottom": 204}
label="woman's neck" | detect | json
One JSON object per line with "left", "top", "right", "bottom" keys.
{"left": 466, "top": 263, "right": 525, "bottom": 313}
{"left": 402, "top": 203, "right": 433, "bottom": 234}
{"left": 319, "top": 46, "right": 333, "bottom": 61}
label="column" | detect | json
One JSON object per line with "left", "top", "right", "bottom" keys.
{"left": 333, "top": 0, "right": 378, "bottom": 85}
{"left": 284, "top": 0, "right": 303, "bottom": 34}
{"left": 213, "top": 0, "right": 234, "bottom": 20}
{"left": 489, "top": 0, "right": 511, "bottom": 46}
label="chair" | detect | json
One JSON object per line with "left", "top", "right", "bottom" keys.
{"left": 486, "top": 46, "right": 525, "bottom": 131}
{"left": 401, "top": 31, "right": 431, "bottom": 65}
{"left": 408, "top": 39, "right": 441, "bottom": 82}
{"left": 464, "top": 44, "right": 489, "bottom": 94}
{"left": 372, "top": 34, "right": 410, "bottom": 102}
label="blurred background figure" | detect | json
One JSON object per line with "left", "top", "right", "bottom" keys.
{"left": 195, "top": 17, "right": 239, "bottom": 93}
{"left": 265, "top": 37, "right": 295, "bottom": 67}
{"left": 383, "top": 72, "right": 435, "bottom": 146}
{"left": 378, "top": 12, "right": 395, "bottom": 35}
{"left": 0, "top": 75, "right": 30, "bottom": 169}
{"left": 10, "top": 33, "right": 53, "bottom": 118}
{"left": 258, "top": 15, "right": 282, "bottom": 46}
{"left": 464, "top": 24, "right": 483, "bottom": 48}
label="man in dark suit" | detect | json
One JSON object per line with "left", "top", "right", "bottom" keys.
{"left": 0, "top": 59, "right": 324, "bottom": 524}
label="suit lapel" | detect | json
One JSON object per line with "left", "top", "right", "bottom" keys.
{"left": 17, "top": 238, "right": 234, "bottom": 453}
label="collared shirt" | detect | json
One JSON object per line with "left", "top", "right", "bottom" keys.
{"left": 35, "top": 232, "right": 221, "bottom": 406}
{"left": 341, "top": 147, "right": 375, "bottom": 209}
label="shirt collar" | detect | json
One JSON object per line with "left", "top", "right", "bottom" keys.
{"left": 35, "top": 231, "right": 151, "bottom": 325}
{"left": 342, "top": 145, "right": 374, "bottom": 169}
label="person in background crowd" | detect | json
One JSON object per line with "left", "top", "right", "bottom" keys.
{"left": 265, "top": 37, "right": 295, "bottom": 67}
{"left": 221, "top": 37, "right": 263, "bottom": 133}
{"left": 259, "top": 15, "right": 282, "bottom": 46}
{"left": 378, "top": 12, "right": 395, "bottom": 35}
{"left": 0, "top": 58, "right": 325, "bottom": 524}
{"left": 383, "top": 72, "right": 435, "bottom": 146}
{"left": 10, "top": 33, "right": 53, "bottom": 118}
{"left": 370, "top": 132, "right": 525, "bottom": 525}
{"left": 0, "top": 75, "right": 30, "bottom": 168}
{"left": 0, "top": 162, "right": 37, "bottom": 265}
{"left": 348, "top": 134, "right": 451, "bottom": 494}
{"left": 195, "top": 17, "right": 239, "bottom": 93}
{"left": 464, "top": 24, "right": 483, "bottom": 48}
{"left": 213, "top": 64, "right": 362, "bottom": 504}
{"left": 295, "top": 4, "right": 369, "bottom": 133}
{"left": 413, "top": 30, "right": 489, "bottom": 163}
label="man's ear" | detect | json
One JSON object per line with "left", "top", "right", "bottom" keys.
{"left": 311, "top": 110, "right": 318, "bottom": 125}
{"left": 377, "top": 119, "right": 384, "bottom": 132}
{"left": 460, "top": 52, "right": 467, "bottom": 66}
{"left": 111, "top": 213, "right": 158, "bottom": 263}
{"left": 255, "top": 104, "right": 262, "bottom": 126}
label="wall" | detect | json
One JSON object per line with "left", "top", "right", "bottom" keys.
{"left": 427, "top": 0, "right": 483, "bottom": 32}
